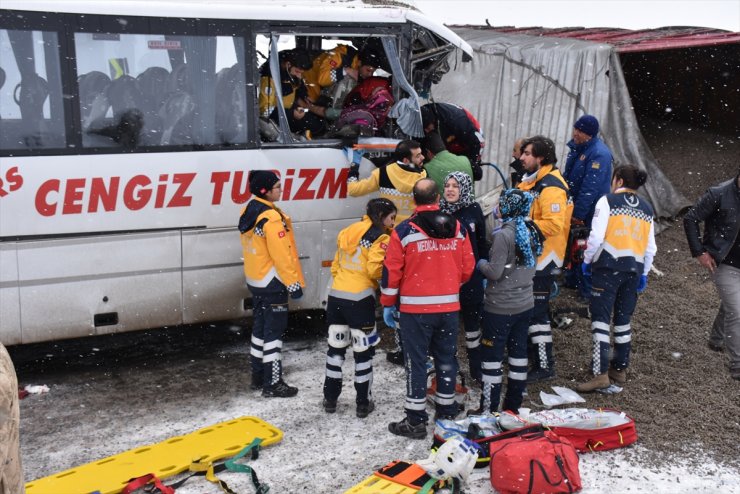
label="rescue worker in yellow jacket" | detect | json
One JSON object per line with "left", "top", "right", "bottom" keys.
{"left": 516, "top": 136, "right": 573, "bottom": 383}
{"left": 239, "top": 170, "right": 305, "bottom": 398}
{"left": 347, "top": 140, "right": 426, "bottom": 223}
{"left": 322, "top": 198, "right": 397, "bottom": 418}
{"left": 258, "top": 49, "right": 324, "bottom": 136}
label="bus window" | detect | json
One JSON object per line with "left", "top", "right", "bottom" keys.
{"left": 75, "top": 32, "right": 248, "bottom": 149}
{"left": 0, "top": 28, "right": 65, "bottom": 151}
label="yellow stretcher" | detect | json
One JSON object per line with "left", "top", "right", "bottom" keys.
{"left": 344, "top": 461, "right": 439, "bottom": 494}
{"left": 26, "top": 416, "right": 282, "bottom": 494}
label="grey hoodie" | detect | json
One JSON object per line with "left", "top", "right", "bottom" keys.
{"left": 478, "top": 222, "right": 536, "bottom": 315}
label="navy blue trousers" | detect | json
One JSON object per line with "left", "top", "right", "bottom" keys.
{"left": 589, "top": 269, "right": 638, "bottom": 375}
{"left": 400, "top": 311, "right": 459, "bottom": 424}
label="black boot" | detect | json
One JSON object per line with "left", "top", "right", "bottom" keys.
{"left": 263, "top": 379, "right": 298, "bottom": 398}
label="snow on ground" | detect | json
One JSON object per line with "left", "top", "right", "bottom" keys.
{"left": 26, "top": 336, "right": 737, "bottom": 493}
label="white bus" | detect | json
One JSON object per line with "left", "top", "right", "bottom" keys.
{"left": 0, "top": 0, "right": 472, "bottom": 345}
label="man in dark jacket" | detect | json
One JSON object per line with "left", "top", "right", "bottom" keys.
{"left": 684, "top": 171, "right": 740, "bottom": 381}
{"left": 562, "top": 115, "right": 613, "bottom": 299}
{"left": 421, "top": 102, "right": 484, "bottom": 181}
{"left": 381, "top": 178, "right": 475, "bottom": 439}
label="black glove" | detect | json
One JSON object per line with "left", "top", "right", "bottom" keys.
{"left": 348, "top": 162, "right": 360, "bottom": 180}
{"left": 290, "top": 287, "right": 304, "bottom": 300}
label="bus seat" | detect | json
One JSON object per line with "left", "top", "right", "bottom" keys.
{"left": 166, "top": 63, "right": 191, "bottom": 95}
{"left": 159, "top": 91, "right": 194, "bottom": 145}
{"left": 13, "top": 73, "right": 48, "bottom": 122}
{"left": 78, "top": 71, "right": 111, "bottom": 129}
{"left": 136, "top": 67, "right": 170, "bottom": 144}
{"left": 215, "top": 64, "right": 246, "bottom": 144}
{"left": 106, "top": 75, "right": 143, "bottom": 120}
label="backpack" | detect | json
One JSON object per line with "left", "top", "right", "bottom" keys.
{"left": 489, "top": 429, "right": 582, "bottom": 494}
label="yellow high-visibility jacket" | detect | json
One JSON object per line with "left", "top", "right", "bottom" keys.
{"left": 518, "top": 165, "right": 573, "bottom": 274}
{"left": 239, "top": 197, "right": 305, "bottom": 294}
{"left": 329, "top": 216, "right": 390, "bottom": 301}
{"left": 303, "top": 44, "right": 359, "bottom": 102}
{"left": 348, "top": 162, "right": 426, "bottom": 223}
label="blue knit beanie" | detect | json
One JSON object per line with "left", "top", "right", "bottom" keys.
{"left": 574, "top": 114, "right": 599, "bottom": 137}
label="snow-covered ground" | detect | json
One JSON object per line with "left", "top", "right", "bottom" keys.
{"left": 22, "top": 335, "right": 740, "bottom": 493}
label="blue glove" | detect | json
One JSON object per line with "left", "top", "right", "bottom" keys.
{"left": 290, "top": 287, "right": 303, "bottom": 300}
{"left": 581, "top": 262, "right": 592, "bottom": 278}
{"left": 383, "top": 307, "right": 395, "bottom": 328}
{"left": 636, "top": 274, "right": 648, "bottom": 294}
{"left": 476, "top": 259, "right": 487, "bottom": 271}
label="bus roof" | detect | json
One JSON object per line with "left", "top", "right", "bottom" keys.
{"left": 2, "top": 0, "right": 473, "bottom": 57}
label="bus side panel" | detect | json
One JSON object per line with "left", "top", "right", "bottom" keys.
{"left": 16, "top": 232, "right": 182, "bottom": 344}
{"left": 182, "top": 228, "right": 249, "bottom": 324}
{"left": 0, "top": 243, "right": 22, "bottom": 345}
{"left": 290, "top": 221, "right": 322, "bottom": 311}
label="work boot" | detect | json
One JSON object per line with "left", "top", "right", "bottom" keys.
{"left": 322, "top": 399, "right": 337, "bottom": 413}
{"left": 576, "top": 373, "right": 610, "bottom": 392}
{"left": 262, "top": 380, "right": 298, "bottom": 398}
{"left": 386, "top": 350, "right": 404, "bottom": 366}
{"left": 388, "top": 417, "right": 427, "bottom": 439}
{"left": 608, "top": 367, "right": 627, "bottom": 386}
{"left": 356, "top": 401, "right": 375, "bottom": 418}
{"left": 526, "top": 367, "right": 556, "bottom": 384}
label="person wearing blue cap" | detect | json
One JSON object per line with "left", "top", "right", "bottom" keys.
{"left": 562, "top": 114, "right": 613, "bottom": 300}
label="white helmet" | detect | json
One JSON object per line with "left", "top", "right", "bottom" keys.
{"left": 417, "top": 437, "right": 478, "bottom": 481}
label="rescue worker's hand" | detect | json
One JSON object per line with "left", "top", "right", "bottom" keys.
{"left": 348, "top": 163, "right": 360, "bottom": 180}
{"left": 383, "top": 307, "right": 395, "bottom": 328}
{"left": 476, "top": 259, "right": 487, "bottom": 271}
{"left": 636, "top": 275, "right": 648, "bottom": 294}
{"left": 290, "top": 287, "right": 304, "bottom": 300}
{"left": 581, "top": 262, "right": 592, "bottom": 278}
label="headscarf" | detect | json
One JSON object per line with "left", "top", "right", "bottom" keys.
{"left": 439, "top": 171, "right": 474, "bottom": 215}
{"left": 498, "top": 189, "right": 543, "bottom": 268}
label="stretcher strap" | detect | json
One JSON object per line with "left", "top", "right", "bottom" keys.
{"left": 121, "top": 473, "right": 175, "bottom": 494}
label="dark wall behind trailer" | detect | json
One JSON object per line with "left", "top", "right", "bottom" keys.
{"left": 620, "top": 44, "right": 739, "bottom": 135}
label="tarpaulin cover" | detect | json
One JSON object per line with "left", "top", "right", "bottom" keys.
{"left": 433, "top": 28, "right": 691, "bottom": 219}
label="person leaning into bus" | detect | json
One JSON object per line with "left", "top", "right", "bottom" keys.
{"left": 577, "top": 165, "right": 657, "bottom": 392}
{"left": 347, "top": 140, "right": 426, "bottom": 224}
{"left": 238, "top": 170, "right": 305, "bottom": 398}
{"left": 258, "top": 49, "right": 324, "bottom": 137}
{"left": 322, "top": 198, "right": 397, "bottom": 419}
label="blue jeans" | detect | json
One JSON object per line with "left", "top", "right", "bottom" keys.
{"left": 399, "top": 311, "right": 459, "bottom": 424}
{"left": 589, "top": 269, "right": 639, "bottom": 375}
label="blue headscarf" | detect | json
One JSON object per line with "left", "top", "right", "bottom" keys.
{"left": 498, "top": 189, "right": 542, "bottom": 268}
